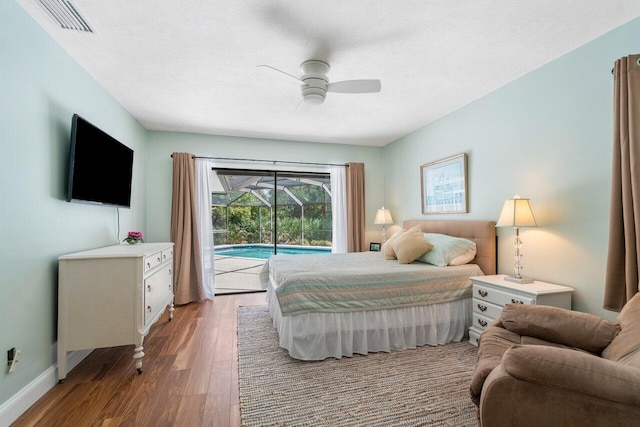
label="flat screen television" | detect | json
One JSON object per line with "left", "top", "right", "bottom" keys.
{"left": 67, "top": 114, "right": 134, "bottom": 208}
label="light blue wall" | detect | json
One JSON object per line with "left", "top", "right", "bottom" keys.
{"left": 144, "top": 131, "right": 384, "bottom": 245}
{"left": 384, "top": 17, "right": 640, "bottom": 321}
{"left": 0, "top": 2, "right": 384, "bottom": 413}
{"left": 0, "top": 1, "right": 147, "bottom": 408}
{"left": 3, "top": 0, "right": 639, "bottom": 417}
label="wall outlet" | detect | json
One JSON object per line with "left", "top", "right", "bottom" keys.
{"left": 7, "top": 347, "right": 15, "bottom": 366}
{"left": 8, "top": 349, "right": 21, "bottom": 373}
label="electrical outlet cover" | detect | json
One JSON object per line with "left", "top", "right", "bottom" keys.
{"left": 8, "top": 350, "right": 20, "bottom": 373}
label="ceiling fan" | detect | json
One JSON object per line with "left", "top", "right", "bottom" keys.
{"left": 258, "top": 60, "right": 381, "bottom": 106}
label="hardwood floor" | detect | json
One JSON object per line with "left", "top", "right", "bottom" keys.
{"left": 12, "top": 292, "right": 267, "bottom": 427}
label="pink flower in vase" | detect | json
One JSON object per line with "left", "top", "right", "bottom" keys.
{"left": 124, "top": 231, "right": 144, "bottom": 245}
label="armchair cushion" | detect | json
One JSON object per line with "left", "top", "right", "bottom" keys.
{"left": 500, "top": 303, "right": 620, "bottom": 354}
{"left": 469, "top": 325, "right": 520, "bottom": 405}
{"left": 502, "top": 345, "right": 640, "bottom": 407}
{"left": 603, "top": 292, "right": 640, "bottom": 367}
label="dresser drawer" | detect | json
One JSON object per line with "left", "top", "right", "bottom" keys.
{"left": 472, "top": 312, "right": 494, "bottom": 332}
{"left": 144, "top": 251, "right": 163, "bottom": 272}
{"left": 474, "top": 284, "right": 535, "bottom": 306}
{"left": 144, "top": 264, "right": 172, "bottom": 325}
{"left": 472, "top": 298, "right": 503, "bottom": 319}
{"left": 161, "top": 247, "right": 174, "bottom": 263}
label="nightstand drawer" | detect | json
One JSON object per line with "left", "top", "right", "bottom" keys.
{"left": 472, "top": 312, "right": 494, "bottom": 332}
{"left": 472, "top": 298, "right": 503, "bottom": 319}
{"left": 474, "top": 284, "right": 535, "bottom": 306}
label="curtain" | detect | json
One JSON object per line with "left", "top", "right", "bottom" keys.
{"left": 170, "top": 153, "right": 205, "bottom": 305}
{"left": 346, "top": 162, "right": 366, "bottom": 252}
{"left": 195, "top": 159, "right": 215, "bottom": 300}
{"left": 330, "top": 165, "right": 348, "bottom": 253}
{"left": 604, "top": 54, "right": 640, "bottom": 311}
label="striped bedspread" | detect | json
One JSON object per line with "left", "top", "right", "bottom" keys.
{"left": 259, "top": 251, "right": 483, "bottom": 316}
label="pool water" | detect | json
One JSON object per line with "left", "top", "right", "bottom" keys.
{"left": 215, "top": 245, "right": 331, "bottom": 259}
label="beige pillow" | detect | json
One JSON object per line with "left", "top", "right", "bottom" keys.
{"left": 382, "top": 229, "right": 406, "bottom": 259}
{"left": 392, "top": 226, "right": 434, "bottom": 264}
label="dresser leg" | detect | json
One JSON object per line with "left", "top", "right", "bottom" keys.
{"left": 133, "top": 341, "right": 145, "bottom": 374}
{"left": 168, "top": 302, "right": 174, "bottom": 321}
{"left": 57, "top": 348, "right": 67, "bottom": 383}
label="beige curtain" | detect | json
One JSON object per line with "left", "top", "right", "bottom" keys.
{"left": 170, "top": 153, "right": 205, "bottom": 305}
{"left": 604, "top": 54, "right": 640, "bottom": 311}
{"left": 346, "top": 162, "right": 366, "bottom": 252}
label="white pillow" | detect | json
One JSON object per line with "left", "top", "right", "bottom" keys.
{"left": 448, "top": 245, "right": 477, "bottom": 265}
{"left": 417, "top": 233, "right": 476, "bottom": 267}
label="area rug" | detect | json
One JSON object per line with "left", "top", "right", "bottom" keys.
{"left": 237, "top": 306, "right": 479, "bottom": 427}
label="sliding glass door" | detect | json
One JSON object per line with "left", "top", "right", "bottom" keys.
{"left": 210, "top": 168, "right": 332, "bottom": 294}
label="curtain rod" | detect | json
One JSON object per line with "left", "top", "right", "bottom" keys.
{"left": 170, "top": 154, "right": 348, "bottom": 167}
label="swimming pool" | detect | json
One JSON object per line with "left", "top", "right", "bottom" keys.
{"left": 215, "top": 245, "right": 331, "bottom": 259}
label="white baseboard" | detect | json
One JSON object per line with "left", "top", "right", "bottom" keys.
{"left": 0, "top": 349, "right": 92, "bottom": 427}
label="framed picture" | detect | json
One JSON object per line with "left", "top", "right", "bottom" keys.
{"left": 420, "top": 153, "right": 468, "bottom": 214}
{"left": 369, "top": 242, "right": 381, "bottom": 251}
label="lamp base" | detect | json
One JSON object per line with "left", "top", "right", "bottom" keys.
{"left": 504, "top": 275, "right": 534, "bottom": 284}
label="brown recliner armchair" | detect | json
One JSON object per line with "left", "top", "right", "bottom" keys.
{"left": 470, "top": 292, "right": 640, "bottom": 427}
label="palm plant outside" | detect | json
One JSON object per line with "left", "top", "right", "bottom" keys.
{"left": 211, "top": 183, "right": 332, "bottom": 247}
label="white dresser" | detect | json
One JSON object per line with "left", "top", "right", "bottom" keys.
{"left": 469, "top": 274, "right": 573, "bottom": 346}
{"left": 57, "top": 242, "right": 174, "bottom": 381}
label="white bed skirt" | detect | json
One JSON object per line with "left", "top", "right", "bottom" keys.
{"left": 266, "top": 283, "right": 473, "bottom": 361}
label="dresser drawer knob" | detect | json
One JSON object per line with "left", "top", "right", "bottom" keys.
{"left": 146, "top": 262, "right": 151, "bottom": 269}
{"left": 147, "top": 305, "right": 152, "bottom": 313}
{"left": 147, "top": 285, "right": 151, "bottom": 292}
{"left": 478, "top": 319, "right": 488, "bottom": 327}
{"left": 511, "top": 298, "right": 524, "bottom": 304}
{"left": 477, "top": 304, "right": 488, "bottom": 312}
{"left": 478, "top": 289, "right": 488, "bottom": 298}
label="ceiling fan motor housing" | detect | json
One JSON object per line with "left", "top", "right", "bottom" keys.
{"left": 300, "top": 60, "right": 330, "bottom": 105}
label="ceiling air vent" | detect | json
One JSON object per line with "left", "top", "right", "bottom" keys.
{"left": 36, "top": 0, "right": 94, "bottom": 33}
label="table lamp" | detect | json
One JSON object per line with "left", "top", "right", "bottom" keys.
{"left": 496, "top": 195, "right": 538, "bottom": 284}
{"left": 374, "top": 207, "right": 394, "bottom": 243}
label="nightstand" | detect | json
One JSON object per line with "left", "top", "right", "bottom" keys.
{"left": 468, "top": 274, "right": 573, "bottom": 346}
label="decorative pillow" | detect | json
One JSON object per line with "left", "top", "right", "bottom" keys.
{"left": 382, "top": 228, "right": 406, "bottom": 259}
{"left": 448, "top": 245, "right": 477, "bottom": 266}
{"left": 417, "top": 233, "right": 476, "bottom": 267}
{"left": 392, "top": 226, "right": 433, "bottom": 264}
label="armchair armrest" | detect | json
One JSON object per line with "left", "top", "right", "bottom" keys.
{"left": 502, "top": 345, "right": 640, "bottom": 406}
{"left": 500, "top": 304, "right": 620, "bottom": 353}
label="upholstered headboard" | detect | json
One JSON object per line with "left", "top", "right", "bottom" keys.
{"left": 402, "top": 220, "right": 496, "bottom": 275}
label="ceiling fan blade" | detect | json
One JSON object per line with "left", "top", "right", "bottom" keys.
{"left": 257, "top": 65, "right": 304, "bottom": 84}
{"left": 327, "top": 79, "right": 381, "bottom": 93}
{"left": 294, "top": 98, "right": 310, "bottom": 114}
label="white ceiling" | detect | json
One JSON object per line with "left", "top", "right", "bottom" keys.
{"left": 17, "top": 0, "right": 640, "bottom": 147}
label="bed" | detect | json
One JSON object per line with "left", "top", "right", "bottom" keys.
{"left": 259, "top": 220, "right": 496, "bottom": 360}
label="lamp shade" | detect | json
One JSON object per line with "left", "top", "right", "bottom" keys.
{"left": 374, "top": 207, "right": 394, "bottom": 225}
{"left": 496, "top": 196, "right": 537, "bottom": 227}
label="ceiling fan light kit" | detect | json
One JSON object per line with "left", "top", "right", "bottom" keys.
{"left": 300, "top": 60, "right": 329, "bottom": 105}
{"left": 259, "top": 59, "right": 381, "bottom": 106}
